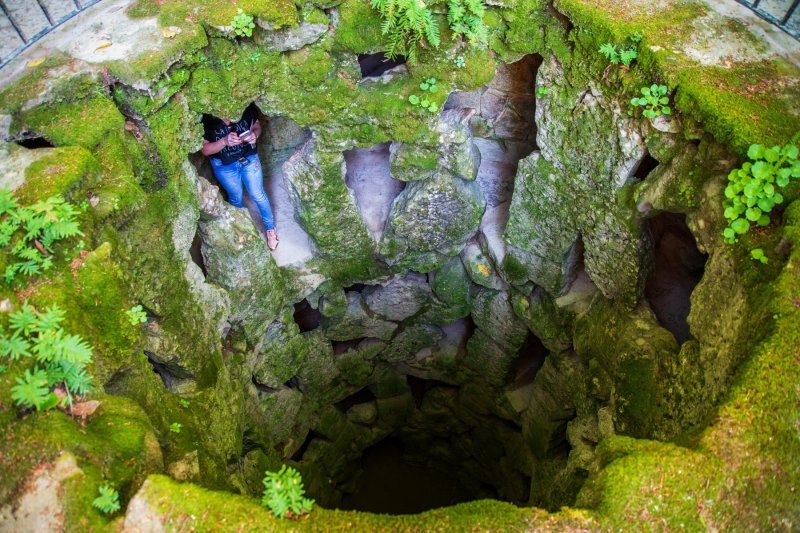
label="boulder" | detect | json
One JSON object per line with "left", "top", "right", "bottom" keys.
{"left": 323, "top": 291, "right": 398, "bottom": 341}
{"left": 363, "top": 271, "right": 432, "bottom": 321}
{"left": 380, "top": 171, "right": 485, "bottom": 271}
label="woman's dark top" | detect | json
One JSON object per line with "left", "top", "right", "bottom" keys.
{"left": 202, "top": 103, "right": 259, "bottom": 165}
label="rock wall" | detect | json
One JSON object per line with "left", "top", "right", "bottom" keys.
{"left": 0, "top": 0, "right": 797, "bottom": 528}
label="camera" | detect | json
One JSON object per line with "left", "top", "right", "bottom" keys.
{"left": 239, "top": 129, "right": 254, "bottom": 142}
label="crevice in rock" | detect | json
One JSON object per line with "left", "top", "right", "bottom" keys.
{"left": 645, "top": 212, "right": 708, "bottom": 344}
{"left": 284, "top": 376, "right": 302, "bottom": 389}
{"left": 293, "top": 299, "right": 322, "bottom": 332}
{"left": 546, "top": 0, "right": 574, "bottom": 34}
{"left": 510, "top": 332, "right": 548, "bottom": 388}
{"left": 291, "top": 430, "right": 328, "bottom": 462}
{"left": 189, "top": 227, "right": 208, "bottom": 278}
{"left": 344, "top": 143, "right": 406, "bottom": 243}
{"left": 15, "top": 136, "right": 53, "bottom": 149}
{"left": 335, "top": 387, "right": 377, "bottom": 413}
{"left": 632, "top": 152, "right": 659, "bottom": 182}
{"left": 406, "top": 376, "right": 458, "bottom": 409}
{"left": 332, "top": 337, "right": 366, "bottom": 355}
{"left": 344, "top": 283, "right": 366, "bottom": 293}
{"left": 145, "top": 351, "right": 194, "bottom": 392}
{"left": 357, "top": 52, "right": 407, "bottom": 78}
{"left": 445, "top": 54, "right": 543, "bottom": 266}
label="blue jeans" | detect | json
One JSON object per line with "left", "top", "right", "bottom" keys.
{"left": 209, "top": 153, "right": 275, "bottom": 230}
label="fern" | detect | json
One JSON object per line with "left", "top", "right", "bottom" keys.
{"left": 4, "top": 302, "right": 94, "bottom": 410}
{"left": 11, "top": 368, "right": 56, "bottom": 410}
{"left": 369, "top": 0, "right": 440, "bottom": 61}
{"left": 447, "top": 0, "right": 488, "bottom": 47}
{"left": 262, "top": 465, "right": 314, "bottom": 518}
{"left": 92, "top": 485, "right": 121, "bottom": 515}
{"left": 0, "top": 190, "right": 83, "bottom": 285}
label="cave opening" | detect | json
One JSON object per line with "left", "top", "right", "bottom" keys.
{"left": 15, "top": 136, "right": 54, "bottom": 149}
{"left": 189, "top": 227, "right": 208, "bottom": 278}
{"left": 645, "top": 212, "right": 708, "bottom": 344}
{"left": 190, "top": 109, "right": 315, "bottom": 267}
{"left": 293, "top": 299, "right": 322, "bottom": 333}
{"left": 511, "top": 331, "right": 549, "bottom": 387}
{"left": 337, "top": 437, "right": 481, "bottom": 514}
{"left": 357, "top": 52, "right": 407, "bottom": 78}
{"left": 633, "top": 152, "right": 659, "bottom": 182}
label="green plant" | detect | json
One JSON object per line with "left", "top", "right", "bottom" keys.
{"left": 369, "top": 0, "right": 440, "bottom": 61}
{"left": 599, "top": 42, "right": 638, "bottom": 67}
{"left": 408, "top": 78, "right": 440, "bottom": 113}
{"left": 630, "top": 84, "right": 671, "bottom": 119}
{"left": 179, "top": 399, "right": 190, "bottom": 408}
{"left": 454, "top": 55, "right": 466, "bottom": 68}
{"left": 125, "top": 305, "right": 148, "bottom": 326}
{"left": 262, "top": 465, "right": 314, "bottom": 519}
{"left": 447, "top": 0, "right": 488, "bottom": 47}
{"left": 751, "top": 248, "right": 768, "bottom": 264}
{"left": 6, "top": 303, "right": 94, "bottom": 410}
{"left": 536, "top": 86, "right": 549, "bottom": 99}
{"left": 231, "top": 9, "right": 256, "bottom": 38}
{"left": 92, "top": 485, "right": 121, "bottom": 515}
{"left": 249, "top": 51, "right": 262, "bottom": 63}
{"left": 169, "top": 422, "right": 182, "bottom": 433}
{"left": 723, "top": 142, "right": 800, "bottom": 243}
{"left": 0, "top": 190, "right": 83, "bottom": 284}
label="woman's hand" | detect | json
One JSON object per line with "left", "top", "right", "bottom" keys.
{"left": 224, "top": 132, "right": 242, "bottom": 147}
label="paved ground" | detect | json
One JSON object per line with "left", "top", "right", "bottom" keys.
{"left": 0, "top": 0, "right": 163, "bottom": 91}
{"left": 0, "top": 0, "right": 100, "bottom": 63}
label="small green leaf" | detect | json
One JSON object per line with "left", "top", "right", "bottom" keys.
{"left": 782, "top": 144, "right": 798, "bottom": 159}
{"left": 745, "top": 207, "right": 762, "bottom": 222}
{"left": 731, "top": 218, "right": 750, "bottom": 234}
{"left": 661, "top": 106, "right": 671, "bottom": 115}
{"left": 757, "top": 214, "right": 770, "bottom": 226}
{"left": 747, "top": 144, "right": 765, "bottom": 160}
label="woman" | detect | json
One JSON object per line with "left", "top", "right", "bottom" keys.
{"left": 201, "top": 103, "right": 279, "bottom": 251}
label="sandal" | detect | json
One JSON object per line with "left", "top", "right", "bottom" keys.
{"left": 266, "top": 229, "right": 279, "bottom": 251}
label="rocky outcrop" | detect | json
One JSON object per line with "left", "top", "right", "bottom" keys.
{"left": 504, "top": 56, "right": 649, "bottom": 305}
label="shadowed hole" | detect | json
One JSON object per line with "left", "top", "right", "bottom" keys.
{"left": 358, "top": 52, "right": 407, "bottom": 78}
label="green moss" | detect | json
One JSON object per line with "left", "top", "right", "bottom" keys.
{"left": 332, "top": 0, "right": 386, "bottom": 53}
{"left": 554, "top": 0, "right": 800, "bottom": 156}
{"left": 17, "top": 146, "right": 100, "bottom": 203}
{"left": 129, "top": 0, "right": 297, "bottom": 30}
{"left": 0, "top": 53, "right": 71, "bottom": 114}
{"left": 0, "top": 392, "right": 162, "bottom": 506}
{"left": 18, "top": 94, "right": 124, "bottom": 150}
{"left": 133, "top": 474, "right": 598, "bottom": 530}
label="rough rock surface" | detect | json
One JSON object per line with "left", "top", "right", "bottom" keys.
{"left": 504, "top": 56, "right": 648, "bottom": 305}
